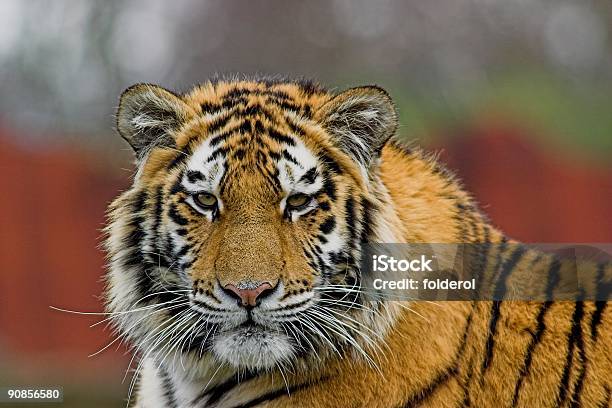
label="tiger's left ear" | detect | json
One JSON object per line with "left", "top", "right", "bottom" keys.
{"left": 316, "top": 86, "right": 398, "bottom": 171}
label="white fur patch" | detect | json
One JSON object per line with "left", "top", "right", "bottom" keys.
{"left": 184, "top": 138, "right": 226, "bottom": 194}
{"left": 276, "top": 138, "right": 325, "bottom": 223}
{"left": 136, "top": 359, "right": 169, "bottom": 408}
{"left": 276, "top": 138, "right": 321, "bottom": 194}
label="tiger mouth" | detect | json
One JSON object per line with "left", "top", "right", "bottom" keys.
{"left": 210, "top": 321, "right": 295, "bottom": 369}
{"left": 221, "top": 316, "right": 278, "bottom": 338}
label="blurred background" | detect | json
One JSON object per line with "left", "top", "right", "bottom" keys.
{"left": 0, "top": 1, "right": 611, "bottom": 406}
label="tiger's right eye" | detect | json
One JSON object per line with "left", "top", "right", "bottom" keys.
{"left": 193, "top": 192, "right": 217, "bottom": 210}
{"left": 286, "top": 193, "right": 311, "bottom": 210}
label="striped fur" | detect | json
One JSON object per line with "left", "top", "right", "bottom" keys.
{"left": 104, "top": 77, "right": 611, "bottom": 407}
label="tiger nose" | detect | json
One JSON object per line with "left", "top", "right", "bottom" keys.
{"left": 223, "top": 282, "right": 274, "bottom": 307}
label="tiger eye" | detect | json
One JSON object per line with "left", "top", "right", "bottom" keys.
{"left": 286, "top": 193, "right": 311, "bottom": 209}
{"left": 194, "top": 192, "right": 217, "bottom": 209}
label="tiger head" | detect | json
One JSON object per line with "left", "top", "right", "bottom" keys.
{"left": 105, "top": 78, "right": 401, "bottom": 375}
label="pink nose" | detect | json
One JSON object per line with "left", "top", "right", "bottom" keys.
{"left": 223, "top": 282, "right": 274, "bottom": 307}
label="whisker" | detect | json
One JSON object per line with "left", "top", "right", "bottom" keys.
{"left": 89, "top": 301, "right": 190, "bottom": 357}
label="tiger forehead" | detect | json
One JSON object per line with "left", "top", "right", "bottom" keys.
{"left": 179, "top": 82, "right": 328, "bottom": 198}
{"left": 183, "top": 122, "right": 321, "bottom": 198}
{"left": 176, "top": 81, "right": 329, "bottom": 162}
{"left": 182, "top": 79, "right": 331, "bottom": 119}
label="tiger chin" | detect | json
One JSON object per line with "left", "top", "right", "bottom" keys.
{"left": 104, "top": 77, "right": 610, "bottom": 407}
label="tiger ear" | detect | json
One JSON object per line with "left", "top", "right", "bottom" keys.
{"left": 116, "top": 83, "right": 193, "bottom": 159}
{"left": 316, "top": 86, "right": 398, "bottom": 170}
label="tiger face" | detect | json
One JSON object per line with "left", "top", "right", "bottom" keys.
{"left": 105, "top": 79, "right": 398, "bottom": 374}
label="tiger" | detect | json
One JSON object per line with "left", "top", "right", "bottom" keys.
{"left": 104, "top": 77, "right": 611, "bottom": 408}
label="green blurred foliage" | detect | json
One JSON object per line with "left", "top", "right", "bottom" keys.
{"left": 390, "top": 70, "right": 612, "bottom": 161}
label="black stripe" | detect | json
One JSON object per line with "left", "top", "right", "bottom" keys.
{"left": 322, "top": 176, "right": 337, "bottom": 201}
{"left": 298, "top": 167, "right": 318, "bottom": 184}
{"left": 318, "top": 151, "right": 343, "bottom": 175}
{"left": 319, "top": 201, "right": 330, "bottom": 211}
{"left": 592, "top": 262, "right": 609, "bottom": 342}
{"left": 472, "top": 226, "right": 491, "bottom": 300}
{"left": 167, "top": 142, "right": 193, "bottom": 170}
{"left": 221, "top": 87, "right": 246, "bottom": 99}
{"left": 233, "top": 148, "right": 246, "bottom": 160}
{"left": 185, "top": 170, "right": 203, "bottom": 183}
{"left": 460, "top": 357, "right": 476, "bottom": 407}
{"left": 237, "top": 119, "right": 252, "bottom": 134}
{"left": 481, "top": 301, "right": 501, "bottom": 375}
{"left": 319, "top": 216, "right": 336, "bottom": 235}
{"left": 404, "top": 303, "right": 474, "bottom": 407}
{"left": 120, "top": 191, "right": 148, "bottom": 268}
{"left": 286, "top": 118, "right": 306, "bottom": 137}
{"left": 241, "top": 104, "right": 262, "bottom": 116}
{"left": 238, "top": 378, "right": 327, "bottom": 408}
{"left": 267, "top": 149, "right": 281, "bottom": 162}
{"left": 206, "top": 146, "right": 229, "bottom": 163}
{"left": 131, "top": 190, "right": 148, "bottom": 213}
{"left": 207, "top": 114, "right": 233, "bottom": 136}
{"left": 282, "top": 150, "right": 299, "bottom": 165}
{"left": 207, "top": 132, "right": 232, "bottom": 148}
{"left": 266, "top": 90, "right": 291, "bottom": 100}
{"left": 545, "top": 258, "right": 562, "bottom": 300}
{"left": 557, "top": 301, "right": 585, "bottom": 405}
{"left": 302, "top": 104, "right": 312, "bottom": 118}
{"left": 343, "top": 194, "right": 359, "bottom": 275}
{"left": 267, "top": 128, "right": 296, "bottom": 146}
{"left": 591, "top": 301, "right": 607, "bottom": 342}
{"left": 122, "top": 215, "right": 146, "bottom": 267}
{"left": 170, "top": 177, "right": 187, "bottom": 195}
{"left": 254, "top": 120, "right": 265, "bottom": 135}
{"left": 597, "top": 386, "right": 611, "bottom": 408}
{"left": 297, "top": 79, "right": 322, "bottom": 96}
{"left": 165, "top": 231, "right": 176, "bottom": 259}
{"left": 247, "top": 104, "right": 280, "bottom": 123}
{"left": 570, "top": 290, "right": 589, "bottom": 408}
{"left": 344, "top": 196, "right": 357, "bottom": 243}
{"left": 191, "top": 299, "right": 225, "bottom": 313}
{"left": 484, "top": 239, "right": 508, "bottom": 298}
{"left": 151, "top": 186, "right": 164, "bottom": 236}
{"left": 480, "top": 242, "right": 518, "bottom": 378}
{"left": 404, "top": 366, "right": 458, "bottom": 408}
{"left": 168, "top": 204, "right": 188, "bottom": 226}
{"left": 359, "top": 197, "right": 374, "bottom": 244}
{"left": 150, "top": 186, "right": 171, "bottom": 268}
{"left": 457, "top": 302, "right": 478, "bottom": 406}
{"left": 273, "top": 297, "right": 312, "bottom": 312}
{"left": 466, "top": 216, "right": 479, "bottom": 243}
{"left": 159, "top": 367, "right": 178, "bottom": 408}
{"left": 192, "top": 371, "right": 259, "bottom": 406}
{"left": 200, "top": 101, "right": 221, "bottom": 114}
{"left": 221, "top": 96, "right": 248, "bottom": 109}
{"left": 270, "top": 99, "right": 301, "bottom": 113}
{"left": 454, "top": 202, "right": 470, "bottom": 241}
{"left": 511, "top": 301, "right": 553, "bottom": 405}
{"left": 492, "top": 246, "right": 527, "bottom": 300}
